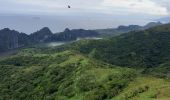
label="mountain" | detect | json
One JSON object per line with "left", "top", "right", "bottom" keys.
{"left": 0, "top": 27, "right": 99, "bottom": 53}
{"left": 30, "top": 27, "right": 53, "bottom": 43}
{"left": 0, "top": 28, "right": 30, "bottom": 52}
{"left": 143, "top": 22, "right": 162, "bottom": 29}
{"left": 157, "top": 17, "right": 170, "bottom": 23}
{"left": 46, "top": 28, "right": 99, "bottom": 42}
{"left": 0, "top": 22, "right": 162, "bottom": 53}
{"left": 96, "top": 22, "right": 163, "bottom": 37}
{"left": 116, "top": 25, "right": 142, "bottom": 32}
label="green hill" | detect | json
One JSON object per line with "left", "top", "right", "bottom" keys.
{"left": 0, "top": 50, "right": 137, "bottom": 100}
{"left": 70, "top": 24, "right": 170, "bottom": 69}
{"left": 0, "top": 47, "right": 170, "bottom": 100}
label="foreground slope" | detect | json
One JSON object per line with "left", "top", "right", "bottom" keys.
{"left": 0, "top": 47, "right": 170, "bottom": 100}
{"left": 114, "top": 77, "right": 170, "bottom": 100}
{"left": 0, "top": 49, "right": 137, "bottom": 100}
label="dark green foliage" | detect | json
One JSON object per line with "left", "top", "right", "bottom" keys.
{"left": 78, "top": 69, "right": 136, "bottom": 100}
{"left": 71, "top": 24, "right": 170, "bottom": 68}
{"left": 0, "top": 50, "right": 137, "bottom": 100}
{"left": 123, "top": 85, "right": 149, "bottom": 99}
{"left": 145, "top": 62, "right": 170, "bottom": 78}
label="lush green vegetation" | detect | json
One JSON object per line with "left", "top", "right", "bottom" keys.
{"left": 0, "top": 23, "right": 170, "bottom": 100}
{"left": 0, "top": 48, "right": 170, "bottom": 100}
{"left": 0, "top": 50, "right": 138, "bottom": 100}
{"left": 114, "top": 77, "right": 170, "bottom": 100}
{"left": 69, "top": 24, "right": 170, "bottom": 69}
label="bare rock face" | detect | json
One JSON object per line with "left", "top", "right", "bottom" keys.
{"left": 0, "top": 28, "right": 29, "bottom": 52}
{"left": 30, "top": 27, "right": 53, "bottom": 43}
{"left": 46, "top": 28, "right": 99, "bottom": 42}
{"left": 8, "top": 31, "right": 19, "bottom": 49}
{"left": 0, "top": 27, "right": 99, "bottom": 52}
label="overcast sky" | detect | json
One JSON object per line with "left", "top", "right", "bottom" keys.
{"left": 0, "top": 0, "right": 169, "bottom": 33}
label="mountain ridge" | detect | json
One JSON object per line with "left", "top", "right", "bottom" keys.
{"left": 96, "top": 21, "right": 163, "bottom": 37}
{"left": 0, "top": 22, "right": 164, "bottom": 53}
{"left": 0, "top": 27, "right": 99, "bottom": 52}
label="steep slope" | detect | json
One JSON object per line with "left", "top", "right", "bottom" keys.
{"left": 0, "top": 28, "right": 30, "bottom": 52}
{"left": 30, "top": 27, "right": 53, "bottom": 43}
{"left": 30, "top": 27, "right": 99, "bottom": 43}
{"left": 46, "top": 28, "right": 99, "bottom": 42}
{"left": 0, "top": 27, "right": 99, "bottom": 53}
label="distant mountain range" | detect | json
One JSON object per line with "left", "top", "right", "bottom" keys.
{"left": 0, "top": 22, "right": 163, "bottom": 53}
{"left": 0, "top": 27, "right": 99, "bottom": 52}
{"left": 96, "top": 22, "right": 163, "bottom": 37}
{"left": 157, "top": 17, "right": 170, "bottom": 23}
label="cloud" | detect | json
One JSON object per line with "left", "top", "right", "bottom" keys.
{"left": 0, "top": 0, "right": 169, "bottom": 16}
{"left": 153, "top": 0, "right": 170, "bottom": 13}
{"left": 102, "top": 0, "right": 169, "bottom": 16}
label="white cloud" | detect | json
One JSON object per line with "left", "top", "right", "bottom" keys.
{"left": 0, "top": 0, "right": 169, "bottom": 16}
{"left": 102, "top": 0, "right": 169, "bottom": 16}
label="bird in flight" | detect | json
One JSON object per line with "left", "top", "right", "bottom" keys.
{"left": 68, "top": 5, "right": 71, "bottom": 8}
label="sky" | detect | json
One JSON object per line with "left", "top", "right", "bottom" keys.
{"left": 0, "top": 0, "right": 169, "bottom": 33}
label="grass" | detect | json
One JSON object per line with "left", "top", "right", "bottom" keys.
{"left": 0, "top": 49, "right": 137, "bottom": 100}
{"left": 0, "top": 47, "right": 170, "bottom": 100}
{"left": 113, "top": 77, "right": 170, "bottom": 100}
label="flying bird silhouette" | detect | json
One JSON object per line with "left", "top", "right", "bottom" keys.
{"left": 68, "top": 5, "right": 71, "bottom": 8}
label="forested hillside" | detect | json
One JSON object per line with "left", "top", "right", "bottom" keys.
{"left": 71, "top": 24, "right": 170, "bottom": 69}
{"left": 0, "top": 49, "right": 138, "bottom": 100}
